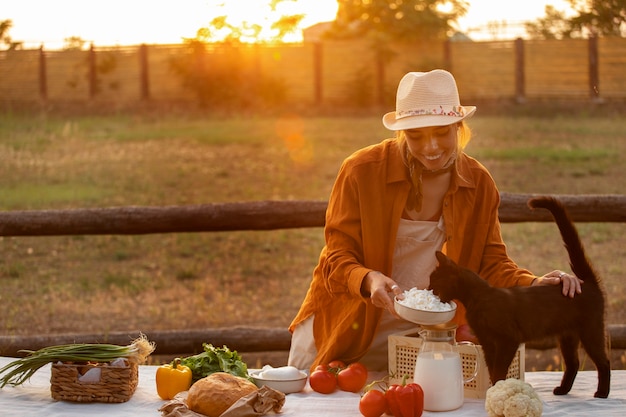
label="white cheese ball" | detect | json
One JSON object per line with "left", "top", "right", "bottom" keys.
{"left": 258, "top": 365, "right": 302, "bottom": 380}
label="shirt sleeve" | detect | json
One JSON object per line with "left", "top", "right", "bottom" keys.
{"left": 320, "top": 160, "right": 372, "bottom": 299}
{"left": 477, "top": 186, "right": 537, "bottom": 287}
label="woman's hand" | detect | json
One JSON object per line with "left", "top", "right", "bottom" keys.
{"left": 532, "top": 270, "right": 583, "bottom": 298}
{"left": 362, "top": 271, "right": 404, "bottom": 316}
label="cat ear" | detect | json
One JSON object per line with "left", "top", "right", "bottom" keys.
{"left": 435, "top": 251, "right": 447, "bottom": 264}
{"left": 435, "top": 251, "right": 459, "bottom": 269}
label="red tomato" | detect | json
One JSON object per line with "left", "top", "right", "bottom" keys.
{"left": 309, "top": 369, "right": 337, "bottom": 394}
{"left": 359, "top": 389, "right": 387, "bottom": 417}
{"left": 348, "top": 362, "right": 368, "bottom": 377}
{"left": 314, "top": 364, "right": 329, "bottom": 372}
{"left": 337, "top": 363, "right": 368, "bottom": 393}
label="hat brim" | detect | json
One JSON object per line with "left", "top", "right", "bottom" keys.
{"left": 382, "top": 106, "right": 476, "bottom": 131}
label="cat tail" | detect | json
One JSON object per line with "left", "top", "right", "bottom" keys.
{"left": 527, "top": 196, "right": 598, "bottom": 286}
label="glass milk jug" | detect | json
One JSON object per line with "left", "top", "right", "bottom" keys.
{"left": 413, "top": 323, "right": 478, "bottom": 412}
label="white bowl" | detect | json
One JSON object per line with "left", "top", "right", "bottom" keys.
{"left": 250, "top": 370, "right": 308, "bottom": 394}
{"left": 394, "top": 298, "right": 457, "bottom": 325}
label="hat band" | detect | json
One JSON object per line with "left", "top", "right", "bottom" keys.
{"left": 396, "top": 105, "right": 466, "bottom": 119}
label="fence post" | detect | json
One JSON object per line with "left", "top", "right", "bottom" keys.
{"left": 313, "top": 42, "right": 323, "bottom": 106}
{"left": 588, "top": 35, "right": 600, "bottom": 101}
{"left": 251, "top": 43, "right": 261, "bottom": 97}
{"left": 444, "top": 39, "right": 452, "bottom": 71}
{"left": 375, "top": 49, "right": 385, "bottom": 107}
{"left": 139, "top": 44, "right": 150, "bottom": 101}
{"left": 89, "top": 43, "right": 97, "bottom": 98}
{"left": 514, "top": 37, "right": 525, "bottom": 103}
{"left": 38, "top": 44, "right": 47, "bottom": 101}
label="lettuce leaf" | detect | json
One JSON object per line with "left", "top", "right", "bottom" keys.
{"left": 180, "top": 343, "right": 250, "bottom": 383}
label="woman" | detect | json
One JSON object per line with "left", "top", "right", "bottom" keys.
{"left": 288, "top": 70, "right": 581, "bottom": 371}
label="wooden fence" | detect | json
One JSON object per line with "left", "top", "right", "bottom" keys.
{"left": 0, "top": 193, "right": 625, "bottom": 357}
{"left": 1, "top": 36, "right": 625, "bottom": 110}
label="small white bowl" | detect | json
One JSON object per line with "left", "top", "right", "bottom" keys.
{"left": 394, "top": 298, "right": 457, "bottom": 325}
{"left": 250, "top": 370, "right": 308, "bottom": 394}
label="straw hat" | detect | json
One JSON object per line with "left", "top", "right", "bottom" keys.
{"left": 382, "top": 70, "right": 476, "bottom": 131}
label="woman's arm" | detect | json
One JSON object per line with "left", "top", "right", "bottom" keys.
{"left": 320, "top": 160, "right": 373, "bottom": 298}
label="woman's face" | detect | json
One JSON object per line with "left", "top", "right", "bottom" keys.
{"left": 404, "top": 123, "right": 458, "bottom": 171}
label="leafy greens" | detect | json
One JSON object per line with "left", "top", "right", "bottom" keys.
{"left": 180, "top": 343, "right": 250, "bottom": 383}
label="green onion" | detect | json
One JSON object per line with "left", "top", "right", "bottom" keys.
{"left": 0, "top": 334, "right": 154, "bottom": 387}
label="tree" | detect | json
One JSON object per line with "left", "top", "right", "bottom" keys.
{"left": 169, "top": 37, "right": 287, "bottom": 109}
{"left": 0, "top": 19, "right": 23, "bottom": 50}
{"left": 525, "top": 6, "right": 575, "bottom": 39}
{"left": 527, "top": 0, "right": 626, "bottom": 39}
{"left": 168, "top": 0, "right": 301, "bottom": 108}
{"left": 326, "top": 0, "right": 469, "bottom": 42}
{"left": 568, "top": 0, "right": 626, "bottom": 36}
{"left": 195, "top": 0, "right": 305, "bottom": 43}
{"left": 63, "top": 36, "right": 88, "bottom": 51}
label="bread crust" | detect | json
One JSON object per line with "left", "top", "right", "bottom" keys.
{"left": 187, "top": 372, "right": 258, "bottom": 417}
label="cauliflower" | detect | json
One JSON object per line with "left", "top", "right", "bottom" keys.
{"left": 485, "top": 378, "right": 543, "bottom": 417}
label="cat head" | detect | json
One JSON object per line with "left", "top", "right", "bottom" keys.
{"left": 429, "top": 251, "right": 463, "bottom": 303}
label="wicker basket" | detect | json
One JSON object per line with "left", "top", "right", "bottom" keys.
{"left": 388, "top": 328, "right": 525, "bottom": 399}
{"left": 50, "top": 361, "right": 139, "bottom": 403}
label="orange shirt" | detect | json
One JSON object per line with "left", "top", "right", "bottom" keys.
{"left": 289, "top": 138, "right": 536, "bottom": 369}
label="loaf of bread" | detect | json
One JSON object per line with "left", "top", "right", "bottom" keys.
{"left": 186, "top": 372, "right": 258, "bottom": 417}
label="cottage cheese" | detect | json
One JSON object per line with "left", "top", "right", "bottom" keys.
{"left": 397, "top": 288, "right": 453, "bottom": 312}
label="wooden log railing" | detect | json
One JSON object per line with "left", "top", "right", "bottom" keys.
{"left": 1, "top": 193, "right": 625, "bottom": 237}
{"left": 0, "top": 328, "right": 292, "bottom": 358}
{"left": 1, "top": 325, "right": 626, "bottom": 358}
{"left": 1, "top": 193, "right": 625, "bottom": 357}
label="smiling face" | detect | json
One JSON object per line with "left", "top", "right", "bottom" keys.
{"left": 403, "top": 123, "right": 459, "bottom": 171}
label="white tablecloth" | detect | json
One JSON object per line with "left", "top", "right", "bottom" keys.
{"left": 0, "top": 357, "right": 625, "bottom": 416}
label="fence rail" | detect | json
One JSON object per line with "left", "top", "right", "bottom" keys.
{"left": 1, "top": 193, "right": 625, "bottom": 237}
{"left": 1, "top": 325, "right": 625, "bottom": 358}
{"left": 0, "top": 192, "right": 625, "bottom": 357}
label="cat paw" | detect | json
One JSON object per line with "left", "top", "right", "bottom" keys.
{"left": 553, "top": 386, "right": 570, "bottom": 395}
{"left": 594, "top": 390, "right": 609, "bottom": 398}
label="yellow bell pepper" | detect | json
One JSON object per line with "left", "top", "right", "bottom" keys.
{"left": 156, "top": 358, "right": 193, "bottom": 400}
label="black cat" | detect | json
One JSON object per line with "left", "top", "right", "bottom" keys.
{"left": 429, "top": 196, "right": 610, "bottom": 398}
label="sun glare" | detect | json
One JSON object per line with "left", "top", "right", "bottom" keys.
{"left": 4, "top": 0, "right": 339, "bottom": 49}
{"left": 4, "top": 0, "right": 572, "bottom": 48}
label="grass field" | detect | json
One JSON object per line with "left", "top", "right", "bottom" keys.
{"left": 1, "top": 110, "right": 625, "bottom": 369}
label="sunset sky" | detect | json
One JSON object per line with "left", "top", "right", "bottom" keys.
{"left": 2, "top": 0, "right": 575, "bottom": 49}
